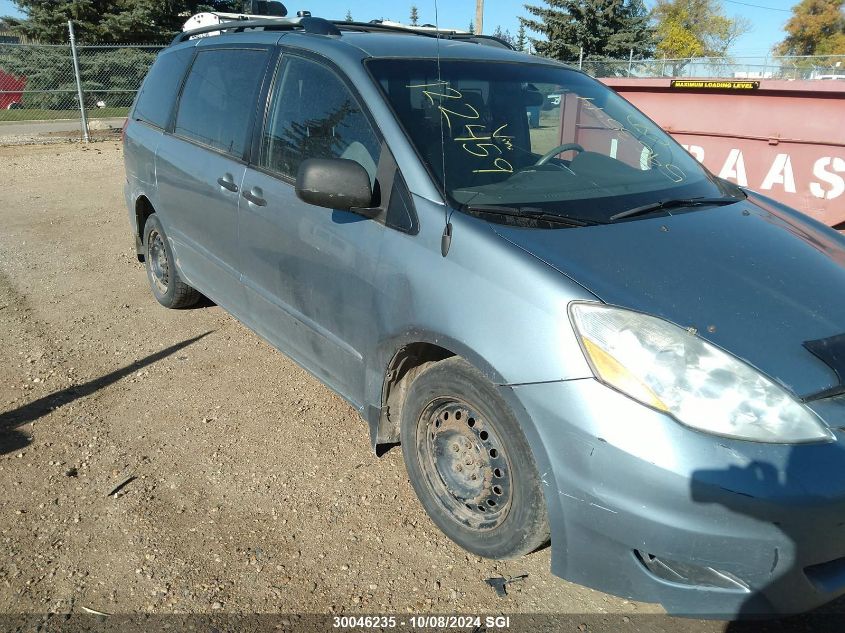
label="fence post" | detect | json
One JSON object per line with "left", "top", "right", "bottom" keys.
{"left": 628, "top": 48, "right": 633, "bottom": 74}
{"left": 68, "top": 20, "right": 90, "bottom": 143}
{"left": 578, "top": 46, "right": 583, "bottom": 70}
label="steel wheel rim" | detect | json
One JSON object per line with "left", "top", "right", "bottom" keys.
{"left": 417, "top": 398, "right": 513, "bottom": 531}
{"left": 147, "top": 230, "right": 169, "bottom": 295}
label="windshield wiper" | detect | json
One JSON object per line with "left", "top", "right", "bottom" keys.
{"left": 609, "top": 196, "right": 744, "bottom": 221}
{"left": 465, "top": 205, "right": 602, "bottom": 228}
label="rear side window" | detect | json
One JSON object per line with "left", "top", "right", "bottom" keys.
{"left": 174, "top": 48, "right": 269, "bottom": 157}
{"left": 260, "top": 56, "right": 380, "bottom": 183}
{"left": 133, "top": 48, "right": 194, "bottom": 129}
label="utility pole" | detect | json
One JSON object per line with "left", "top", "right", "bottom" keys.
{"left": 475, "top": 0, "right": 484, "bottom": 35}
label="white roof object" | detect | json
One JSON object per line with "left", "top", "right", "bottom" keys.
{"left": 182, "top": 12, "right": 296, "bottom": 32}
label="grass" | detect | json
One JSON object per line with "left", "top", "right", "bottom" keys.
{"left": 0, "top": 107, "right": 129, "bottom": 122}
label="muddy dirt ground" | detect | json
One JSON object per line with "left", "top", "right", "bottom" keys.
{"left": 0, "top": 140, "right": 802, "bottom": 631}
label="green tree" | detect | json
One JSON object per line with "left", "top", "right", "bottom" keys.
{"left": 81, "top": 47, "right": 159, "bottom": 106}
{"left": 410, "top": 5, "right": 419, "bottom": 26}
{"left": 0, "top": 45, "right": 77, "bottom": 109}
{"left": 345, "top": 9, "right": 353, "bottom": 22}
{"left": 4, "top": 0, "right": 242, "bottom": 44}
{"left": 467, "top": 21, "right": 475, "bottom": 34}
{"left": 521, "top": 0, "right": 655, "bottom": 62}
{"left": 776, "top": 0, "right": 845, "bottom": 55}
{"left": 0, "top": 44, "right": 157, "bottom": 109}
{"left": 515, "top": 22, "right": 528, "bottom": 51}
{"left": 492, "top": 25, "right": 515, "bottom": 46}
{"left": 651, "top": 0, "right": 751, "bottom": 59}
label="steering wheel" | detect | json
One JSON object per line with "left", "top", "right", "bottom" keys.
{"left": 536, "top": 143, "right": 584, "bottom": 166}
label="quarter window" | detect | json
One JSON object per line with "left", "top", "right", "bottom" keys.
{"left": 133, "top": 48, "right": 194, "bottom": 129}
{"left": 174, "top": 48, "right": 268, "bottom": 157}
{"left": 260, "top": 56, "right": 380, "bottom": 183}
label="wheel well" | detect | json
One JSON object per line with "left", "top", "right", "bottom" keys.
{"left": 135, "top": 196, "right": 155, "bottom": 261}
{"left": 377, "top": 343, "right": 455, "bottom": 447}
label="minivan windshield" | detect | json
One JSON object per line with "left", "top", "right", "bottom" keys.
{"left": 367, "top": 59, "right": 741, "bottom": 223}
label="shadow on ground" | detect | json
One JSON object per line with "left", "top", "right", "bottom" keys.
{"left": 0, "top": 332, "right": 212, "bottom": 456}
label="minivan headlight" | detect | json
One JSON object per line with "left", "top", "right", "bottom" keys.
{"left": 569, "top": 303, "right": 834, "bottom": 443}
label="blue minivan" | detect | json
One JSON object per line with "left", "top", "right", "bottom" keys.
{"left": 123, "top": 15, "right": 845, "bottom": 617}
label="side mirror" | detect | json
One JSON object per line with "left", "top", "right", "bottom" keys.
{"left": 295, "top": 158, "right": 374, "bottom": 212}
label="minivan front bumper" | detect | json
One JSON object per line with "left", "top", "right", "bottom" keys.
{"left": 505, "top": 378, "right": 845, "bottom": 617}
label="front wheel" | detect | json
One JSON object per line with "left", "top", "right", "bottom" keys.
{"left": 400, "top": 357, "right": 549, "bottom": 559}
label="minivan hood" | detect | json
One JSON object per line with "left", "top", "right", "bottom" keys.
{"left": 492, "top": 198, "right": 845, "bottom": 398}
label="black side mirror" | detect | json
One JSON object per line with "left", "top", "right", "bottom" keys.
{"left": 295, "top": 158, "right": 374, "bottom": 212}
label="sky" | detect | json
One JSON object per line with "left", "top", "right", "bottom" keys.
{"left": 0, "top": 0, "right": 799, "bottom": 57}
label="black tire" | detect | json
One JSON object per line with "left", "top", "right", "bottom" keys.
{"left": 400, "top": 357, "right": 549, "bottom": 559}
{"left": 142, "top": 214, "right": 200, "bottom": 309}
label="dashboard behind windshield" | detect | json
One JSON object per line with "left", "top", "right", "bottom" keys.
{"left": 367, "top": 59, "right": 731, "bottom": 222}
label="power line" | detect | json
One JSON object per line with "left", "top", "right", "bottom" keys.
{"left": 722, "top": 0, "right": 792, "bottom": 12}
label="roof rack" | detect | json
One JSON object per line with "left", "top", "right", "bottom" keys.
{"left": 172, "top": 15, "right": 515, "bottom": 50}
{"left": 341, "top": 21, "right": 514, "bottom": 49}
{"left": 172, "top": 16, "right": 339, "bottom": 44}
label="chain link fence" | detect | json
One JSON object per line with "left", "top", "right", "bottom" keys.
{"left": 0, "top": 27, "right": 163, "bottom": 140}
{"left": 76, "top": 44, "right": 165, "bottom": 116}
{"left": 2, "top": 20, "right": 844, "bottom": 141}
{"left": 581, "top": 55, "right": 845, "bottom": 80}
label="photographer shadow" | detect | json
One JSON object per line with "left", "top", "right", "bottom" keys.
{"left": 690, "top": 440, "right": 845, "bottom": 630}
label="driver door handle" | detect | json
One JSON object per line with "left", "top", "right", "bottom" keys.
{"left": 242, "top": 187, "right": 267, "bottom": 207}
{"left": 217, "top": 174, "right": 239, "bottom": 193}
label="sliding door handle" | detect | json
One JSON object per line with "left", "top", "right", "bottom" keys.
{"left": 217, "top": 174, "right": 239, "bottom": 193}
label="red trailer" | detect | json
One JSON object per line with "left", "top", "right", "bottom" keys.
{"left": 0, "top": 69, "right": 26, "bottom": 110}
{"left": 599, "top": 78, "right": 845, "bottom": 227}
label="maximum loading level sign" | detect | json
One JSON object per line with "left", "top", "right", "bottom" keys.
{"left": 670, "top": 79, "right": 761, "bottom": 90}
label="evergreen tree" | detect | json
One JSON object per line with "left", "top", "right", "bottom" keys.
{"left": 4, "top": 0, "right": 242, "bottom": 43}
{"left": 515, "top": 22, "right": 528, "bottom": 51}
{"left": 279, "top": 101, "right": 356, "bottom": 173}
{"left": 467, "top": 21, "right": 475, "bottom": 34}
{"left": 345, "top": 9, "right": 353, "bottom": 22}
{"left": 410, "top": 5, "right": 419, "bottom": 26}
{"left": 521, "top": 0, "right": 655, "bottom": 61}
{"left": 0, "top": 44, "right": 156, "bottom": 108}
{"left": 492, "top": 25, "right": 515, "bottom": 46}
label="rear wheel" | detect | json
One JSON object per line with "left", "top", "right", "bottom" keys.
{"left": 143, "top": 214, "right": 200, "bottom": 309}
{"left": 400, "top": 357, "right": 549, "bottom": 559}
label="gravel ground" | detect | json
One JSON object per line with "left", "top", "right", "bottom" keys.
{"left": 0, "top": 141, "right": 744, "bottom": 630}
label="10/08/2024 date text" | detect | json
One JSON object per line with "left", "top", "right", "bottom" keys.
{"left": 332, "top": 615, "right": 512, "bottom": 629}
